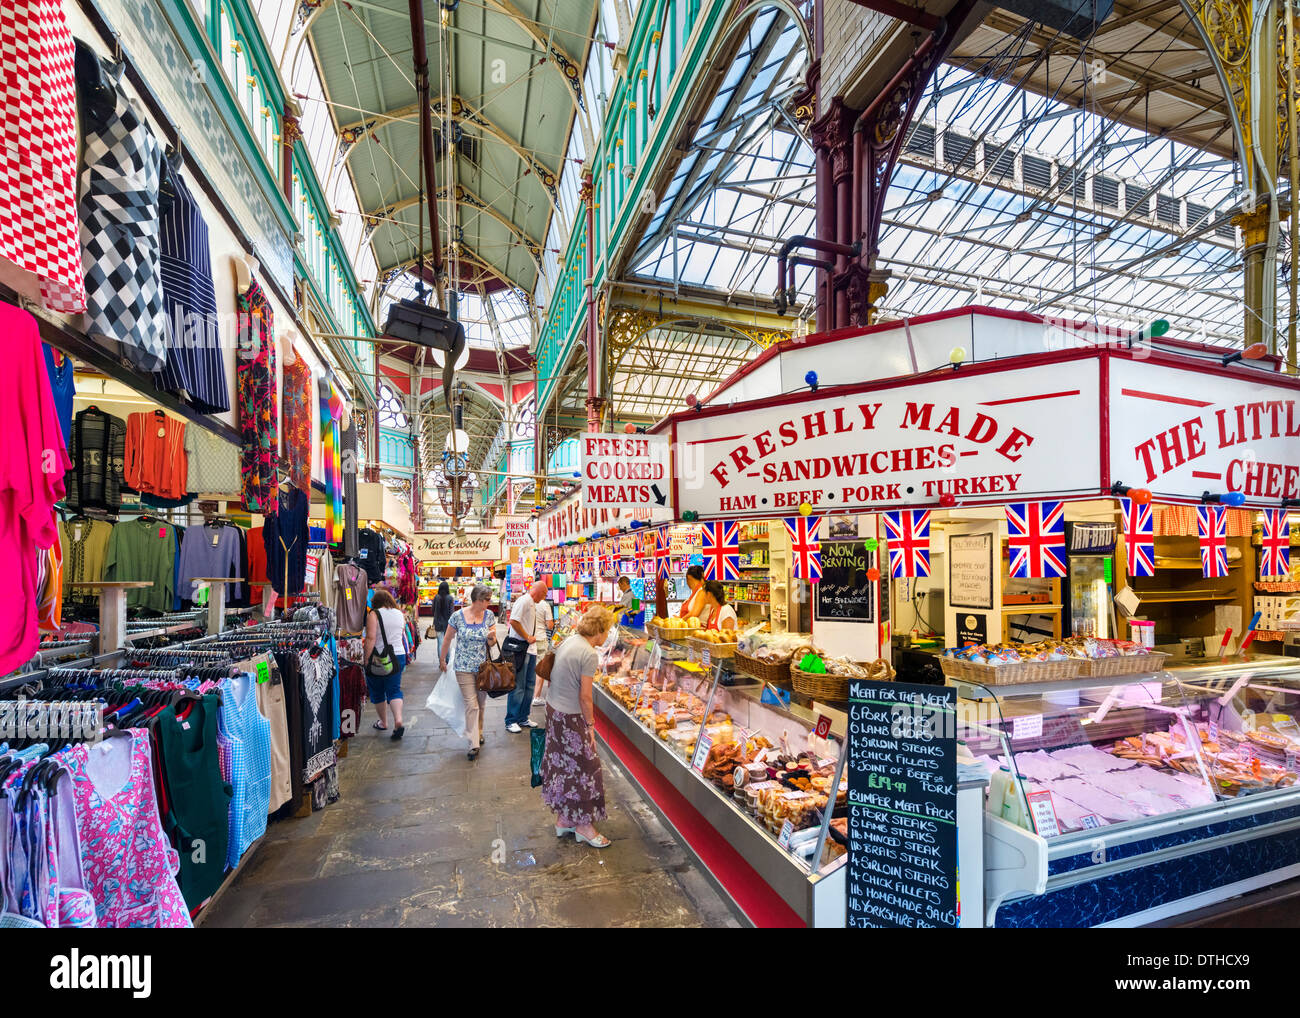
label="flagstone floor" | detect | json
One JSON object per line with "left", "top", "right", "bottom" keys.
{"left": 198, "top": 650, "right": 741, "bottom": 928}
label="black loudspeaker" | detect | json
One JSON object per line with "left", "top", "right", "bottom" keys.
{"left": 990, "top": 0, "right": 1113, "bottom": 40}
{"left": 383, "top": 298, "right": 465, "bottom": 352}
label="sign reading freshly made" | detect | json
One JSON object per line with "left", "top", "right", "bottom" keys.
{"left": 412, "top": 532, "right": 501, "bottom": 562}
{"left": 581, "top": 433, "right": 672, "bottom": 510}
{"left": 676, "top": 362, "right": 1100, "bottom": 516}
{"left": 847, "top": 681, "right": 958, "bottom": 929}
{"left": 1109, "top": 359, "right": 1300, "bottom": 505}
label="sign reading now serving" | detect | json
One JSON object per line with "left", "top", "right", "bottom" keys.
{"left": 581, "top": 433, "right": 672, "bottom": 510}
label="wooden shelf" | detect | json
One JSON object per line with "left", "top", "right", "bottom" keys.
{"left": 1133, "top": 591, "right": 1238, "bottom": 604}
{"left": 1000, "top": 603, "right": 1063, "bottom": 613}
{"left": 1153, "top": 558, "right": 1242, "bottom": 571}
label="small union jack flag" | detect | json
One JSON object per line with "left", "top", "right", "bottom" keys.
{"left": 1198, "top": 505, "right": 1229, "bottom": 578}
{"left": 1120, "top": 497, "right": 1155, "bottom": 577}
{"left": 884, "top": 510, "right": 931, "bottom": 578}
{"left": 656, "top": 527, "right": 672, "bottom": 579}
{"left": 1006, "top": 501, "right": 1067, "bottom": 578}
{"left": 783, "top": 516, "right": 823, "bottom": 581}
{"left": 1261, "top": 508, "right": 1291, "bottom": 578}
{"left": 701, "top": 521, "right": 740, "bottom": 581}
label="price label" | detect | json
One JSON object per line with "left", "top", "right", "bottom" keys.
{"left": 814, "top": 714, "right": 832, "bottom": 740}
{"left": 345, "top": 588, "right": 353, "bottom": 600}
{"left": 1239, "top": 743, "right": 1258, "bottom": 763}
{"left": 1287, "top": 748, "right": 1297, "bottom": 773}
{"left": 1026, "top": 790, "right": 1060, "bottom": 838}
{"left": 692, "top": 734, "right": 713, "bottom": 772}
{"left": 256, "top": 660, "right": 270, "bottom": 684}
{"left": 304, "top": 555, "right": 319, "bottom": 586}
{"left": 702, "top": 648, "right": 711, "bottom": 669}
{"left": 777, "top": 820, "right": 795, "bottom": 850}
{"left": 1012, "top": 714, "right": 1043, "bottom": 740}
{"left": 1078, "top": 814, "right": 1103, "bottom": 829}
{"left": 1209, "top": 720, "right": 1220, "bottom": 742}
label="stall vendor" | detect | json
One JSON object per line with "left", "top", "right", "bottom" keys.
{"left": 678, "top": 564, "right": 707, "bottom": 620}
{"left": 700, "top": 580, "right": 737, "bottom": 631}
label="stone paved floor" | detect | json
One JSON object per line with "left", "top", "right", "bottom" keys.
{"left": 199, "top": 650, "right": 741, "bottom": 928}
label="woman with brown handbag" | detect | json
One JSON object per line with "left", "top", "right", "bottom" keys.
{"left": 539, "top": 605, "right": 616, "bottom": 848}
{"left": 439, "top": 583, "right": 498, "bottom": 761}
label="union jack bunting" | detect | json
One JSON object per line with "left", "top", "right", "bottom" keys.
{"left": 700, "top": 521, "right": 740, "bottom": 580}
{"left": 1006, "top": 501, "right": 1067, "bottom": 578}
{"left": 783, "top": 516, "right": 823, "bottom": 582}
{"left": 1261, "top": 509, "right": 1290, "bottom": 578}
{"left": 1120, "top": 498, "right": 1155, "bottom": 577}
{"left": 883, "top": 509, "right": 931, "bottom": 578}
{"left": 656, "top": 527, "right": 672, "bottom": 579}
{"left": 1197, "top": 505, "right": 1229, "bottom": 578}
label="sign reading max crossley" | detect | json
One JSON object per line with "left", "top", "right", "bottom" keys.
{"left": 412, "top": 532, "right": 501, "bottom": 562}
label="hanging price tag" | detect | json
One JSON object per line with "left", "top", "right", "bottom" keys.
{"left": 778, "top": 820, "right": 795, "bottom": 850}
{"left": 702, "top": 648, "right": 711, "bottom": 669}
{"left": 256, "top": 660, "right": 271, "bottom": 684}
{"left": 814, "top": 714, "right": 832, "bottom": 740}
{"left": 304, "top": 555, "right": 319, "bottom": 586}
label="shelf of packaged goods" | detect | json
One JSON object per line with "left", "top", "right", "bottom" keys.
{"left": 738, "top": 538, "right": 770, "bottom": 546}
{"left": 1153, "top": 558, "right": 1242, "bottom": 571}
{"left": 1132, "top": 591, "right": 1239, "bottom": 604}
{"left": 1000, "top": 603, "right": 1064, "bottom": 614}
{"left": 726, "top": 578, "right": 771, "bottom": 584}
{"left": 738, "top": 564, "right": 770, "bottom": 570}
{"left": 734, "top": 600, "right": 770, "bottom": 608}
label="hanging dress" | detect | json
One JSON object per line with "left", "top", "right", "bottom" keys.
{"left": 0, "top": 3, "right": 85, "bottom": 313}
{"left": 66, "top": 733, "right": 192, "bottom": 928}
{"left": 78, "top": 57, "right": 169, "bottom": 373}
{"left": 236, "top": 278, "right": 278, "bottom": 514}
{"left": 218, "top": 673, "right": 272, "bottom": 868}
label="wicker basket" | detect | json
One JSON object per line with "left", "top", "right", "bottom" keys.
{"left": 939, "top": 656, "right": 1082, "bottom": 685}
{"left": 646, "top": 621, "right": 690, "bottom": 643}
{"left": 1078, "top": 652, "right": 1169, "bottom": 677}
{"left": 733, "top": 649, "right": 792, "bottom": 685}
{"left": 687, "top": 636, "right": 736, "bottom": 659}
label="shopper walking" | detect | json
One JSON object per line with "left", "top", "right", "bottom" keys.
{"left": 505, "top": 580, "right": 547, "bottom": 733}
{"left": 540, "top": 605, "right": 615, "bottom": 848}
{"left": 440, "top": 583, "right": 498, "bottom": 761}
{"left": 364, "top": 589, "right": 408, "bottom": 740}
{"left": 699, "top": 580, "right": 738, "bottom": 631}
{"left": 429, "top": 580, "right": 454, "bottom": 647}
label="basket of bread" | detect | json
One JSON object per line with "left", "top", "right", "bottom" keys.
{"left": 647, "top": 615, "right": 696, "bottom": 642}
{"left": 686, "top": 628, "right": 738, "bottom": 658}
{"left": 940, "top": 637, "right": 1163, "bottom": 685}
{"left": 790, "top": 645, "right": 894, "bottom": 701}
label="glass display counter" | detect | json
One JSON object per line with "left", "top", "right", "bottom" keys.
{"left": 592, "top": 633, "right": 848, "bottom": 926}
{"left": 952, "top": 654, "right": 1300, "bottom": 927}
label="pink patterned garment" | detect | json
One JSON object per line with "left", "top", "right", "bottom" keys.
{"left": 0, "top": 1, "right": 86, "bottom": 312}
{"left": 66, "top": 732, "right": 192, "bottom": 928}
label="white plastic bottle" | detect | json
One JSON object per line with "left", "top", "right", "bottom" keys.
{"left": 987, "top": 767, "right": 1013, "bottom": 817}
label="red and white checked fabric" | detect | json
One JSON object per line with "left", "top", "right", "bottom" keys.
{"left": 0, "top": 3, "right": 86, "bottom": 313}
{"left": 1154, "top": 505, "right": 1251, "bottom": 537}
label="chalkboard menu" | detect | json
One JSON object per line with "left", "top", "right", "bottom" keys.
{"left": 847, "top": 681, "right": 958, "bottom": 929}
{"left": 813, "top": 540, "right": 876, "bottom": 622}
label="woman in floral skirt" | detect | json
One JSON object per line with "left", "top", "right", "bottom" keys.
{"left": 540, "top": 605, "right": 615, "bottom": 848}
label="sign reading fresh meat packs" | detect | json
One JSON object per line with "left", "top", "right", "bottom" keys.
{"left": 1108, "top": 359, "right": 1300, "bottom": 505}
{"left": 676, "top": 362, "right": 1100, "bottom": 517}
{"left": 581, "top": 433, "right": 672, "bottom": 510}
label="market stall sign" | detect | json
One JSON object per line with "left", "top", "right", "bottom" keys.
{"left": 537, "top": 488, "right": 672, "bottom": 549}
{"left": 948, "top": 533, "right": 994, "bottom": 611}
{"left": 813, "top": 540, "right": 877, "bottom": 623}
{"left": 412, "top": 532, "right": 501, "bottom": 562}
{"left": 847, "top": 681, "right": 958, "bottom": 929}
{"left": 581, "top": 433, "right": 672, "bottom": 510}
{"left": 1109, "top": 359, "right": 1300, "bottom": 506}
{"left": 501, "top": 519, "right": 535, "bottom": 548}
{"left": 676, "top": 361, "right": 1100, "bottom": 517}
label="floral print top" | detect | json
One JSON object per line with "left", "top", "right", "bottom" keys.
{"left": 448, "top": 608, "right": 495, "bottom": 673}
{"left": 282, "top": 354, "right": 313, "bottom": 496}
{"left": 236, "top": 278, "right": 278, "bottom": 515}
{"left": 65, "top": 732, "right": 192, "bottom": 928}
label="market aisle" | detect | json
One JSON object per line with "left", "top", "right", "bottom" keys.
{"left": 199, "top": 650, "right": 741, "bottom": 928}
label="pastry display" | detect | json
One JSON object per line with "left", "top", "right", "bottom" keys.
{"left": 944, "top": 636, "right": 1150, "bottom": 666}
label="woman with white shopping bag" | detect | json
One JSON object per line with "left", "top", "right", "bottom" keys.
{"left": 439, "top": 584, "right": 498, "bottom": 761}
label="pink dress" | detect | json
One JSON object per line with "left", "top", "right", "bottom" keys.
{"left": 66, "top": 732, "right": 192, "bottom": 928}
{"left": 0, "top": 303, "right": 71, "bottom": 675}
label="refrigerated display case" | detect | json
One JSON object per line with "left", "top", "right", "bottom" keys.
{"left": 592, "top": 633, "right": 848, "bottom": 926}
{"left": 953, "top": 654, "right": 1300, "bottom": 926}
